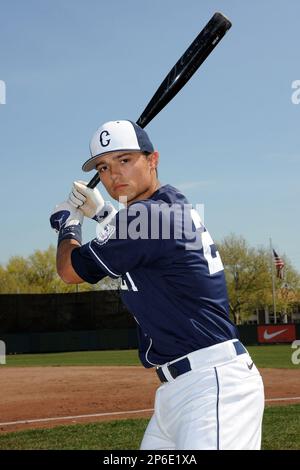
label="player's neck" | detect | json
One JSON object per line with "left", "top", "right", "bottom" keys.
{"left": 126, "top": 180, "right": 161, "bottom": 206}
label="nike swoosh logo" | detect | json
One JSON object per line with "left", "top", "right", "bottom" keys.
{"left": 247, "top": 362, "right": 254, "bottom": 370}
{"left": 263, "top": 329, "right": 288, "bottom": 340}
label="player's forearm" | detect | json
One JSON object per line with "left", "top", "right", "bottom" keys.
{"left": 56, "top": 239, "right": 84, "bottom": 284}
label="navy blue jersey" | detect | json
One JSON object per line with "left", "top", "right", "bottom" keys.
{"left": 71, "top": 185, "right": 238, "bottom": 367}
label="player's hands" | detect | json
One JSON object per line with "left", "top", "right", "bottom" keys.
{"left": 68, "top": 180, "right": 105, "bottom": 219}
{"left": 50, "top": 201, "right": 83, "bottom": 245}
{"left": 68, "top": 180, "right": 117, "bottom": 224}
{"left": 50, "top": 201, "right": 83, "bottom": 232}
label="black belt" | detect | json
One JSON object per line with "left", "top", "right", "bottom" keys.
{"left": 155, "top": 341, "right": 247, "bottom": 383}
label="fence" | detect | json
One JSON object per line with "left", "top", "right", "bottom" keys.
{"left": 1, "top": 292, "right": 300, "bottom": 354}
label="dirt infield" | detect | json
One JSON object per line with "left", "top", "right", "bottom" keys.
{"left": 0, "top": 366, "right": 299, "bottom": 433}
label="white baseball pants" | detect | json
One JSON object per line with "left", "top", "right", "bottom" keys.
{"left": 140, "top": 340, "right": 265, "bottom": 450}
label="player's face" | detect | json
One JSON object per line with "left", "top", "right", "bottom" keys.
{"left": 96, "top": 151, "right": 159, "bottom": 205}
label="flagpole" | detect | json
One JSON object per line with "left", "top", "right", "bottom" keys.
{"left": 269, "top": 238, "right": 277, "bottom": 324}
{"left": 283, "top": 266, "right": 288, "bottom": 324}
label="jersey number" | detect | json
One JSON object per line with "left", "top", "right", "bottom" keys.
{"left": 190, "top": 209, "right": 224, "bottom": 275}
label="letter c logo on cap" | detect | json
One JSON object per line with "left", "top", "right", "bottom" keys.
{"left": 99, "top": 130, "right": 111, "bottom": 147}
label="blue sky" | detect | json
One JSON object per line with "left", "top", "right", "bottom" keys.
{"left": 0, "top": 0, "right": 299, "bottom": 271}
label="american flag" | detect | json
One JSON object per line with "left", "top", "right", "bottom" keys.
{"left": 273, "top": 249, "right": 285, "bottom": 279}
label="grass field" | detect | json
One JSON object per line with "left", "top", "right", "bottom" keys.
{"left": 1, "top": 344, "right": 299, "bottom": 450}
{"left": 0, "top": 405, "right": 299, "bottom": 450}
{"left": 5, "top": 349, "right": 140, "bottom": 367}
{"left": 3, "top": 344, "right": 300, "bottom": 368}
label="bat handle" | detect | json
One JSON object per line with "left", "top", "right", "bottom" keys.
{"left": 135, "top": 117, "right": 145, "bottom": 129}
{"left": 87, "top": 172, "right": 100, "bottom": 188}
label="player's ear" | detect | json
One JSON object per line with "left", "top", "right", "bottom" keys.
{"left": 149, "top": 151, "right": 159, "bottom": 171}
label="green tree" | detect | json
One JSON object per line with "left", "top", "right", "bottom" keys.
{"left": 0, "top": 246, "right": 120, "bottom": 293}
{"left": 218, "top": 235, "right": 272, "bottom": 323}
{"left": 274, "top": 261, "right": 300, "bottom": 322}
{"left": 26, "top": 246, "right": 95, "bottom": 293}
{"left": 27, "top": 246, "right": 58, "bottom": 293}
{"left": 0, "top": 264, "right": 16, "bottom": 293}
{"left": 4, "top": 256, "right": 31, "bottom": 293}
{"left": 218, "top": 235, "right": 300, "bottom": 324}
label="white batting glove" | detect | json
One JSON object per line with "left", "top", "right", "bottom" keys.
{"left": 69, "top": 180, "right": 117, "bottom": 224}
{"left": 50, "top": 201, "right": 84, "bottom": 245}
{"left": 69, "top": 180, "right": 104, "bottom": 219}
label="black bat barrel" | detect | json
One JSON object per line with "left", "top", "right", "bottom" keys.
{"left": 87, "top": 12, "right": 231, "bottom": 189}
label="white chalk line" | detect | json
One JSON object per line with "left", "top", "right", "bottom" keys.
{"left": 0, "top": 408, "right": 154, "bottom": 427}
{"left": 1, "top": 397, "right": 300, "bottom": 428}
{"left": 265, "top": 397, "right": 300, "bottom": 402}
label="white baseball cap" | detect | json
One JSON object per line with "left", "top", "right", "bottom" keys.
{"left": 82, "top": 120, "right": 155, "bottom": 172}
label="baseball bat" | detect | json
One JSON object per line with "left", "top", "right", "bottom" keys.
{"left": 87, "top": 12, "right": 232, "bottom": 189}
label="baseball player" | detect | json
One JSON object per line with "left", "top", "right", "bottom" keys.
{"left": 50, "top": 120, "right": 264, "bottom": 450}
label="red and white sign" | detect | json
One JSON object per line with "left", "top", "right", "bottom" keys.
{"left": 257, "top": 324, "right": 296, "bottom": 343}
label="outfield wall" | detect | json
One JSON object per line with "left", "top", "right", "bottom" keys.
{"left": 1, "top": 325, "right": 300, "bottom": 354}
{"left": 0, "top": 291, "right": 135, "bottom": 332}
{"left": 1, "top": 292, "right": 300, "bottom": 354}
{"left": 0, "top": 329, "right": 138, "bottom": 354}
